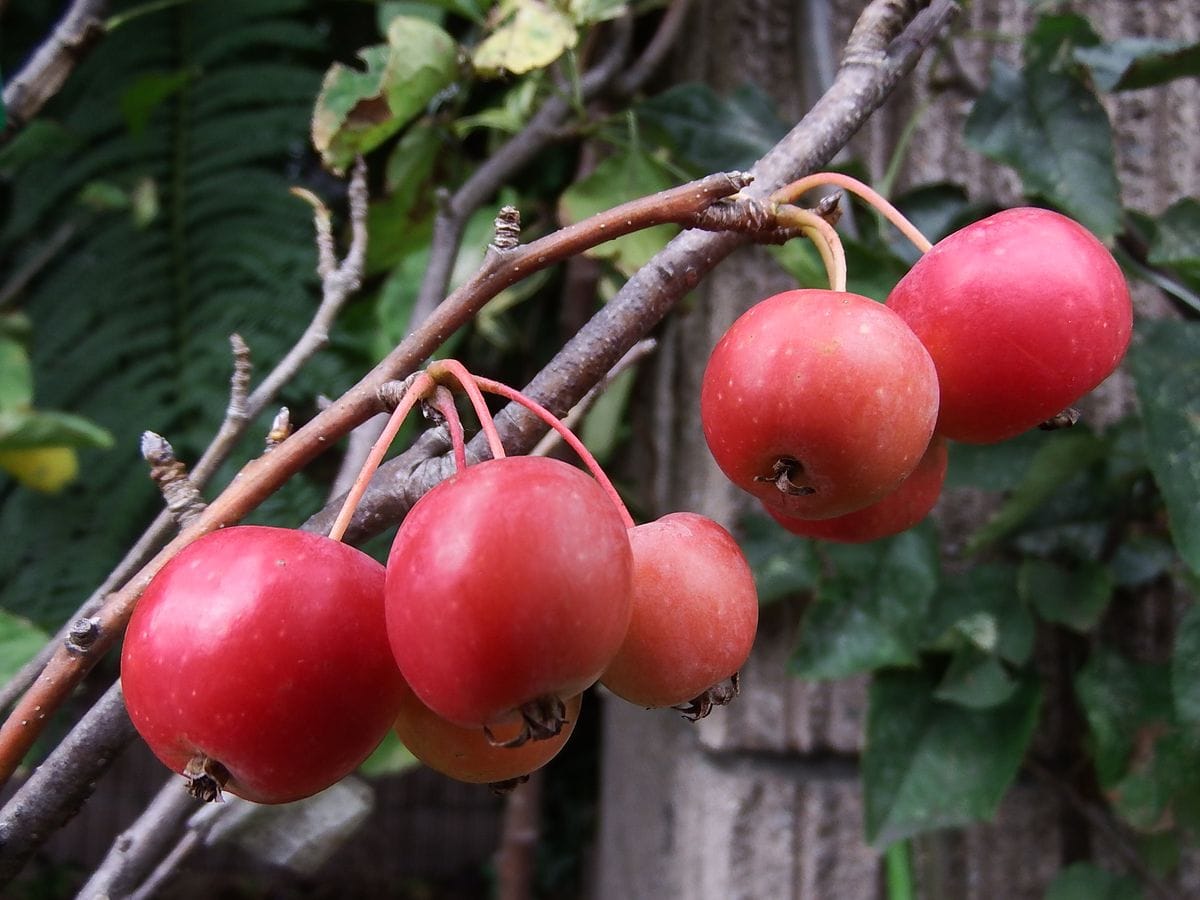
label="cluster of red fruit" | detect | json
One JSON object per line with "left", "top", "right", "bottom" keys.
{"left": 121, "top": 374, "right": 759, "bottom": 804}
{"left": 701, "top": 206, "right": 1133, "bottom": 542}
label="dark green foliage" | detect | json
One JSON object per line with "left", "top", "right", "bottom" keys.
{"left": 0, "top": 0, "right": 356, "bottom": 629}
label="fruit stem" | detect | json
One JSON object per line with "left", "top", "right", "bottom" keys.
{"left": 426, "top": 359, "right": 507, "bottom": 461}
{"left": 473, "top": 376, "right": 637, "bottom": 530}
{"left": 328, "top": 371, "right": 436, "bottom": 542}
{"left": 774, "top": 204, "right": 848, "bottom": 293}
{"left": 428, "top": 385, "right": 468, "bottom": 472}
{"left": 771, "top": 172, "right": 933, "bottom": 254}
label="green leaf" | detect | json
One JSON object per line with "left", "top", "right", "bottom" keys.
{"left": 863, "top": 668, "right": 1041, "bottom": 846}
{"left": 0, "top": 608, "right": 47, "bottom": 685}
{"left": 965, "top": 60, "right": 1120, "bottom": 239}
{"left": 1148, "top": 198, "right": 1200, "bottom": 287}
{"left": 0, "top": 119, "right": 74, "bottom": 176}
{"left": 358, "top": 728, "right": 419, "bottom": 777}
{"left": 1019, "top": 558, "right": 1113, "bottom": 631}
{"left": 636, "top": 82, "right": 789, "bottom": 175}
{"left": 379, "top": 0, "right": 487, "bottom": 28}
{"left": 934, "top": 647, "right": 1019, "bottom": 710}
{"left": 120, "top": 69, "right": 194, "bottom": 137}
{"left": 1076, "top": 38, "right": 1200, "bottom": 92}
{"left": 966, "top": 431, "right": 1106, "bottom": 552}
{"left": 1128, "top": 320, "right": 1200, "bottom": 575}
{"left": 1044, "top": 863, "right": 1143, "bottom": 900}
{"left": 0, "top": 409, "right": 115, "bottom": 450}
{"left": 384, "top": 119, "right": 444, "bottom": 202}
{"left": 736, "top": 512, "right": 820, "bottom": 607}
{"left": 312, "top": 16, "right": 458, "bottom": 173}
{"left": 945, "top": 429, "right": 1046, "bottom": 491}
{"left": 791, "top": 526, "right": 939, "bottom": 680}
{"left": 0, "top": 337, "right": 33, "bottom": 411}
{"left": 568, "top": 0, "right": 626, "bottom": 25}
{"left": 580, "top": 367, "right": 637, "bottom": 466}
{"left": 1173, "top": 605, "right": 1200, "bottom": 735}
{"left": 1111, "top": 535, "right": 1178, "bottom": 588}
{"left": 922, "top": 563, "right": 1034, "bottom": 666}
{"left": 472, "top": 0, "right": 577, "bottom": 78}
{"left": 1076, "top": 647, "right": 1174, "bottom": 787}
{"left": 558, "top": 149, "right": 678, "bottom": 276}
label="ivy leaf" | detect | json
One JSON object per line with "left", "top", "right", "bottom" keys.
{"left": 922, "top": 563, "right": 1034, "bottom": 666}
{"left": 965, "top": 59, "right": 1120, "bottom": 239}
{"left": 1078, "top": 647, "right": 1200, "bottom": 834}
{"left": 0, "top": 608, "right": 47, "bottom": 684}
{"left": 636, "top": 82, "right": 788, "bottom": 175}
{"left": 1173, "top": 605, "right": 1200, "bottom": 736}
{"left": 736, "top": 513, "right": 820, "bottom": 607}
{"left": 966, "top": 430, "right": 1106, "bottom": 553}
{"left": 791, "top": 526, "right": 938, "bottom": 679}
{"left": 863, "top": 668, "right": 1041, "bottom": 846}
{"left": 120, "top": 69, "right": 194, "bottom": 137}
{"left": 944, "top": 430, "right": 1045, "bottom": 492}
{"left": 1045, "top": 863, "right": 1142, "bottom": 900}
{"left": 1019, "top": 558, "right": 1113, "bottom": 631}
{"left": 934, "top": 647, "right": 1019, "bottom": 710}
{"left": 1076, "top": 38, "right": 1200, "bottom": 92}
{"left": 1128, "top": 320, "right": 1200, "bottom": 575}
{"left": 1148, "top": 198, "right": 1200, "bottom": 288}
{"left": 472, "top": 0, "right": 577, "bottom": 78}
{"left": 312, "top": 17, "right": 458, "bottom": 173}
{"left": 558, "top": 149, "right": 678, "bottom": 276}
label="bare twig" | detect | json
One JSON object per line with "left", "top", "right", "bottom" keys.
{"left": 0, "top": 682, "right": 135, "bottom": 884}
{"left": 615, "top": 0, "right": 693, "bottom": 95}
{"left": 531, "top": 339, "right": 659, "bottom": 457}
{"left": 74, "top": 773, "right": 197, "bottom": 899}
{"left": 0, "top": 222, "right": 78, "bottom": 309}
{"left": 1, "top": 0, "right": 109, "bottom": 144}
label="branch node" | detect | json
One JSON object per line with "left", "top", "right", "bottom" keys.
{"left": 264, "top": 407, "right": 293, "bottom": 450}
{"left": 142, "top": 431, "right": 207, "bottom": 526}
{"left": 815, "top": 192, "right": 843, "bottom": 227}
{"left": 64, "top": 617, "right": 101, "bottom": 654}
{"left": 492, "top": 205, "right": 522, "bottom": 252}
{"left": 378, "top": 374, "right": 428, "bottom": 412}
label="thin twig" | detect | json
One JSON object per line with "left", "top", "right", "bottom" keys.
{"left": 615, "top": 0, "right": 693, "bottom": 95}
{"left": 530, "top": 339, "right": 658, "bottom": 457}
{"left": 75, "top": 773, "right": 197, "bottom": 899}
{"left": 1, "top": 0, "right": 109, "bottom": 144}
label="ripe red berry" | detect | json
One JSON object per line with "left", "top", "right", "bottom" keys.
{"left": 701, "top": 289, "right": 940, "bottom": 519}
{"left": 121, "top": 526, "right": 405, "bottom": 804}
{"left": 385, "top": 456, "right": 633, "bottom": 729}
{"left": 767, "top": 437, "right": 947, "bottom": 543}
{"left": 600, "top": 513, "right": 758, "bottom": 709}
{"left": 394, "top": 688, "right": 582, "bottom": 785}
{"left": 886, "top": 208, "right": 1132, "bottom": 444}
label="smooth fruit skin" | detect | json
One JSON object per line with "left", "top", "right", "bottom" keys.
{"left": 701, "top": 289, "right": 940, "bottom": 519}
{"left": 886, "top": 207, "right": 1132, "bottom": 444}
{"left": 601, "top": 513, "right": 758, "bottom": 709}
{"left": 395, "top": 688, "right": 582, "bottom": 784}
{"left": 768, "top": 437, "right": 947, "bottom": 543}
{"left": 122, "top": 526, "right": 406, "bottom": 804}
{"left": 386, "top": 456, "right": 633, "bottom": 728}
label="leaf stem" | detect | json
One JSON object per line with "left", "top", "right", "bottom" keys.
{"left": 473, "top": 376, "right": 636, "bottom": 530}
{"left": 327, "top": 372, "right": 436, "bottom": 543}
{"left": 772, "top": 172, "right": 933, "bottom": 254}
{"left": 884, "top": 840, "right": 915, "bottom": 900}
